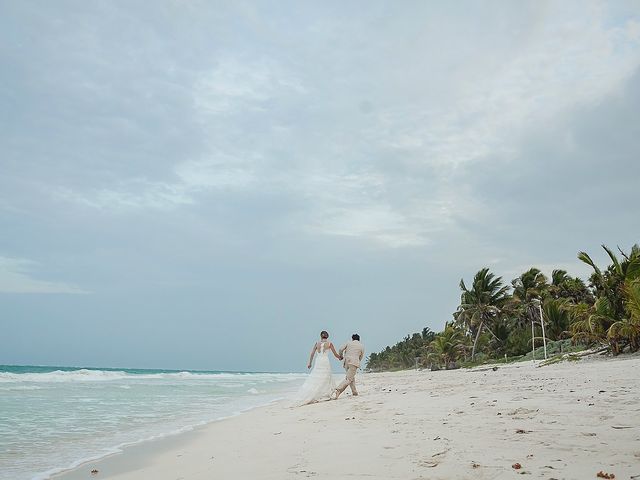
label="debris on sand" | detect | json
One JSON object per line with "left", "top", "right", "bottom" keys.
{"left": 596, "top": 471, "right": 615, "bottom": 479}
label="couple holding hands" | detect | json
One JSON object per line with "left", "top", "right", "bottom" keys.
{"left": 292, "top": 331, "right": 364, "bottom": 406}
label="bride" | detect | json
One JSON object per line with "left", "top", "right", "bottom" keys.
{"left": 291, "top": 330, "right": 341, "bottom": 406}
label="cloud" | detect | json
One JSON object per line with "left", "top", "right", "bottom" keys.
{"left": 175, "top": 153, "right": 259, "bottom": 190}
{"left": 0, "top": 257, "right": 89, "bottom": 294}
{"left": 52, "top": 151, "right": 260, "bottom": 212}
{"left": 47, "top": 1, "right": 639, "bottom": 249}
{"left": 369, "top": 6, "right": 640, "bottom": 172}
{"left": 194, "top": 56, "right": 306, "bottom": 115}
{"left": 4, "top": 4, "right": 639, "bottom": 256}
{"left": 54, "top": 180, "right": 194, "bottom": 211}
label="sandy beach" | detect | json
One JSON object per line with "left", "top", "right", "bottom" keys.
{"left": 56, "top": 355, "right": 640, "bottom": 480}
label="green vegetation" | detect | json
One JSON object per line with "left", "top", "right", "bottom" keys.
{"left": 366, "top": 244, "right": 640, "bottom": 371}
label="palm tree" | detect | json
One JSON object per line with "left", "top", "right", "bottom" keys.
{"left": 550, "top": 270, "right": 593, "bottom": 304}
{"left": 625, "top": 279, "right": 640, "bottom": 322}
{"left": 426, "top": 325, "right": 466, "bottom": 368}
{"left": 510, "top": 268, "right": 549, "bottom": 329}
{"left": 542, "top": 298, "right": 571, "bottom": 340}
{"left": 570, "top": 297, "right": 614, "bottom": 347}
{"left": 608, "top": 279, "right": 640, "bottom": 353}
{"left": 512, "top": 268, "right": 548, "bottom": 300}
{"left": 421, "top": 327, "right": 437, "bottom": 342}
{"left": 578, "top": 244, "right": 640, "bottom": 318}
{"left": 455, "top": 268, "right": 510, "bottom": 361}
{"left": 552, "top": 269, "right": 570, "bottom": 286}
{"left": 488, "top": 316, "right": 512, "bottom": 354}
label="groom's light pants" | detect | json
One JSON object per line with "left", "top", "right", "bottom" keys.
{"left": 336, "top": 364, "right": 358, "bottom": 395}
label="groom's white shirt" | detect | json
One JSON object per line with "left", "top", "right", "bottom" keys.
{"left": 339, "top": 340, "right": 365, "bottom": 368}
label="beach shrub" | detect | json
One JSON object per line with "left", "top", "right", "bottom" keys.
{"left": 504, "top": 328, "right": 530, "bottom": 357}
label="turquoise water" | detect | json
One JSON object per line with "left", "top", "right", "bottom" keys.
{"left": 0, "top": 365, "right": 305, "bottom": 480}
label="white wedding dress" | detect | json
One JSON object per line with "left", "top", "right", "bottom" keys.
{"left": 291, "top": 342, "right": 336, "bottom": 406}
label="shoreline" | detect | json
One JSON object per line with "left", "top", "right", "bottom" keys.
{"left": 53, "top": 354, "right": 640, "bottom": 480}
{"left": 0, "top": 367, "right": 308, "bottom": 480}
{"left": 46, "top": 396, "right": 290, "bottom": 480}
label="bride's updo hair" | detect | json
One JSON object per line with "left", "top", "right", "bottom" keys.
{"left": 320, "top": 330, "right": 329, "bottom": 339}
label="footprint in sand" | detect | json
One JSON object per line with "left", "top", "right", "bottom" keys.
{"left": 508, "top": 407, "right": 538, "bottom": 419}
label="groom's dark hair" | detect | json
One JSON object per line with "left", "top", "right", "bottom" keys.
{"left": 352, "top": 333, "right": 360, "bottom": 341}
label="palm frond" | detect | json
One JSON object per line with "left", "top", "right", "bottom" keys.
{"left": 578, "top": 251, "right": 601, "bottom": 276}
{"left": 624, "top": 280, "right": 640, "bottom": 321}
{"left": 602, "top": 244, "right": 622, "bottom": 275}
{"left": 552, "top": 269, "right": 569, "bottom": 286}
{"left": 626, "top": 258, "right": 640, "bottom": 281}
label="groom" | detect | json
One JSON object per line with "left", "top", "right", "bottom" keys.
{"left": 334, "top": 334, "right": 365, "bottom": 399}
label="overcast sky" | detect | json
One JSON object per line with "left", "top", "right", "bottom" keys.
{"left": 1, "top": 1, "right": 639, "bottom": 372}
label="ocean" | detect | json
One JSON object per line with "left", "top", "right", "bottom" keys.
{"left": 0, "top": 365, "right": 306, "bottom": 480}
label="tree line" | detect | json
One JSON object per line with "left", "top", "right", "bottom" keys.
{"left": 366, "top": 244, "right": 640, "bottom": 371}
